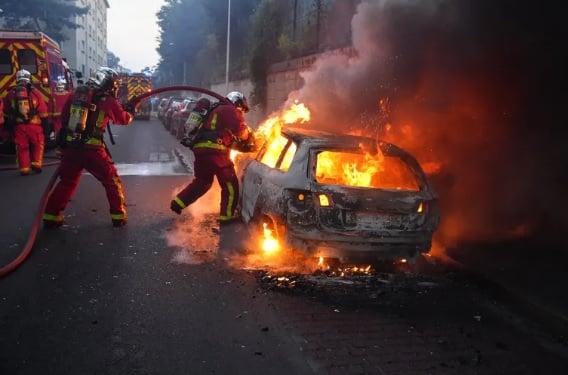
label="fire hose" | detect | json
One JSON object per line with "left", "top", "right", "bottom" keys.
{"left": 0, "top": 85, "right": 227, "bottom": 278}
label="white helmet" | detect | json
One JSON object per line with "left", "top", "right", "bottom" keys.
{"left": 16, "top": 69, "right": 31, "bottom": 84}
{"left": 226, "top": 91, "right": 250, "bottom": 113}
{"left": 87, "top": 67, "right": 121, "bottom": 97}
{"left": 56, "top": 78, "right": 66, "bottom": 92}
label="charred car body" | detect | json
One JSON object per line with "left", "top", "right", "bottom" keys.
{"left": 239, "top": 127, "right": 440, "bottom": 263}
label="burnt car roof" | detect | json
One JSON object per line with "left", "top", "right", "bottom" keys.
{"left": 281, "top": 126, "right": 410, "bottom": 158}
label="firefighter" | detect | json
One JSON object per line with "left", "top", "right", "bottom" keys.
{"left": 43, "top": 67, "right": 135, "bottom": 229}
{"left": 2, "top": 69, "right": 48, "bottom": 175}
{"left": 170, "top": 91, "right": 257, "bottom": 223}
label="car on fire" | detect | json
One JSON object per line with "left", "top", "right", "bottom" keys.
{"left": 238, "top": 126, "right": 440, "bottom": 264}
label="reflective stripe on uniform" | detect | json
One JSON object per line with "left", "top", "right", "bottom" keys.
{"left": 192, "top": 140, "right": 228, "bottom": 150}
{"left": 111, "top": 213, "right": 126, "bottom": 220}
{"left": 174, "top": 196, "right": 187, "bottom": 208}
{"left": 221, "top": 182, "right": 235, "bottom": 220}
{"left": 210, "top": 113, "right": 218, "bottom": 130}
{"left": 219, "top": 214, "right": 238, "bottom": 221}
{"left": 85, "top": 138, "right": 104, "bottom": 146}
{"left": 95, "top": 110, "right": 105, "bottom": 128}
{"left": 43, "top": 213, "right": 63, "bottom": 222}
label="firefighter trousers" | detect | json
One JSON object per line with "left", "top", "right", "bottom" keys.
{"left": 175, "top": 152, "right": 239, "bottom": 221}
{"left": 43, "top": 146, "right": 127, "bottom": 223}
{"left": 14, "top": 124, "right": 44, "bottom": 174}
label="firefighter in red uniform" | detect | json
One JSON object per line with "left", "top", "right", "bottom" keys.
{"left": 171, "top": 91, "right": 256, "bottom": 223}
{"left": 2, "top": 69, "right": 48, "bottom": 175}
{"left": 43, "top": 67, "right": 135, "bottom": 229}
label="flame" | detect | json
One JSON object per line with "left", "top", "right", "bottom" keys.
{"left": 316, "top": 149, "right": 419, "bottom": 190}
{"left": 261, "top": 223, "right": 279, "bottom": 253}
{"left": 256, "top": 101, "right": 311, "bottom": 142}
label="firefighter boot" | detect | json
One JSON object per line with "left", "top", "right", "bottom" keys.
{"left": 170, "top": 200, "right": 183, "bottom": 215}
{"left": 43, "top": 219, "right": 66, "bottom": 230}
{"left": 112, "top": 219, "right": 127, "bottom": 228}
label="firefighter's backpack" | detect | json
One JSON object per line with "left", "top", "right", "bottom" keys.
{"left": 14, "top": 84, "right": 33, "bottom": 120}
{"left": 67, "top": 85, "right": 97, "bottom": 135}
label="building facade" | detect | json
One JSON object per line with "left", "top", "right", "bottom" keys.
{"left": 60, "top": 0, "right": 110, "bottom": 79}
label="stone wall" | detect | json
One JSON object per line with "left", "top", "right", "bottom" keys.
{"left": 211, "top": 46, "right": 355, "bottom": 128}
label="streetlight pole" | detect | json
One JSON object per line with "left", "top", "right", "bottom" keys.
{"left": 225, "top": 0, "right": 231, "bottom": 93}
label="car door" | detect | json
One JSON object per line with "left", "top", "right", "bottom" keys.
{"left": 240, "top": 135, "right": 295, "bottom": 223}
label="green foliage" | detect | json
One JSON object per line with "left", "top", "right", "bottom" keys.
{"left": 247, "top": 0, "right": 286, "bottom": 106}
{"left": 0, "top": 0, "right": 89, "bottom": 43}
{"left": 155, "top": 0, "right": 261, "bottom": 88}
{"left": 277, "top": 33, "right": 302, "bottom": 60}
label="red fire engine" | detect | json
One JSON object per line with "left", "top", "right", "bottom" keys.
{"left": 0, "top": 30, "right": 81, "bottom": 151}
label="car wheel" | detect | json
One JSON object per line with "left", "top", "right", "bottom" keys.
{"left": 245, "top": 213, "right": 277, "bottom": 253}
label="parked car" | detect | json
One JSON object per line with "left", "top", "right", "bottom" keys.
{"left": 163, "top": 99, "right": 184, "bottom": 130}
{"left": 238, "top": 126, "right": 440, "bottom": 265}
{"left": 159, "top": 96, "right": 185, "bottom": 127}
{"left": 170, "top": 99, "right": 196, "bottom": 139}
{"left": 156, "top": 98, "right": 169, "bottom": 121}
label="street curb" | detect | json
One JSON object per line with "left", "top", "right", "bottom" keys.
{"left": 173, "top": 147, "right": 193, "bottom": 174}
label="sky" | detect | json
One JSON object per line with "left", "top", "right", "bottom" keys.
{"left": 107, "top": 0, "right": 166, "bottom": 72}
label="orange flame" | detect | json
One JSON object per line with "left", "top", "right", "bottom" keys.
{"left": 256, "top": 101, "right": 310, "bottom": 148}
{"left": 262, "top": 223, "right": 279, "bottom": 253}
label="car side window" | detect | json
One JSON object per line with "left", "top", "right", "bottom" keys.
{"left": 278, "top": 141, "right": 297, "bottom": 172}
{"left": 259, "top": 133, "right": 294, "bottom": 169}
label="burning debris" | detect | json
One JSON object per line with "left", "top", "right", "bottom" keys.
{"left": 255, "top": 254, "right": 445, "bottom": 307}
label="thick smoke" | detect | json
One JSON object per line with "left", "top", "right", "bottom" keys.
{"left": 285, "top": 0, "right": 567, "bottom": 246}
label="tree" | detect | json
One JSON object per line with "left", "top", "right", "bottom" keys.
{"left": 247, "top": 0, "right": 286, "bottom": 106}
{"left": 155, "top": 0, "right": 261, "bottom": 87}
{"left": 0, "top": 0, "right": 89, "bottom": 43}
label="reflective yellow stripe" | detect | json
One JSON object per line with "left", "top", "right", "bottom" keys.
{"left": 192, "top": 141, "right": 228, "bottom": 150}
{"left": 210, "top": 113, "right": 217, "bottom": 130}
{"left": 95, "top": 110, "right": 105, "bottom": 128}
{"left": 219, "top": 215, "right": 238, "bottom": 221}
{"left": 111, "top": 213, "right": 126, "bottom": 220}
{"left": 43, "top": 213, "right": 62, "bottom": 221}
{"left": 225, "top": 182, "right": 235, "bottom": 218}
{"left": 85, "top": 138, "right": 103, "bottom": 145}
{"left": 174, "top": 196, "right": 187, "bottom": 208}
{"left": 113, "top": 176, "right": 126, "bottom": 216}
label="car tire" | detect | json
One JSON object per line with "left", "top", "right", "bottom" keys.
{"left": 245, "top": 213, "right": 275, "bottom": 253}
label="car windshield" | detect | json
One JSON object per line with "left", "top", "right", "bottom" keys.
{"left": 314, "top": 149, "right": 420, "bottom": 191}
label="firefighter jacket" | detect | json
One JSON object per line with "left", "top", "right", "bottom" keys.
{"left": 61, "top": 92, "right": 133, "bottom": 147}
{"left": 192, "top": 104, "right": 252, "bottom": 154}
{"left": 3, "top": 84, "right": 48, "bottom": 127}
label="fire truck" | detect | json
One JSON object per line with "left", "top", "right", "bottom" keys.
{"left": 117, "top": 72, "right": 152, "bottom": 120}
{"left": 0, "top": 30, "right": 81, "bottom": 151}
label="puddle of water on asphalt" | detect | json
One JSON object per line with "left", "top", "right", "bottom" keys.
{"left": 113, "top": 162, "right": 190, "bottom": 176}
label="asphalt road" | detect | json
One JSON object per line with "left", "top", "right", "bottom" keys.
{"left": 1, "top": 116, "right": 567, "bottom": 374}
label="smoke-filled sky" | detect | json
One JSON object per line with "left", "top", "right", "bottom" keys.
{"left": 285, "top": 0, "right": 567, "bottom": 246}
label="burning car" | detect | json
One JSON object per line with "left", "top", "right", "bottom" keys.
{"left": 239, "top": 126, "right": 440, "bottom": 264}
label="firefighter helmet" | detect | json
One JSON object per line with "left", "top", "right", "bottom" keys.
{"left": 56, "top": 78, "right": 66, "bottom": 92}
{"left": 16, "top": 69, "right": 31, "bottom": 85}
{"left": 88, "top": 67, "right": 121, "bottom": 97}
{"left": 226, "top": 91, "right": 250, "bottom": 113}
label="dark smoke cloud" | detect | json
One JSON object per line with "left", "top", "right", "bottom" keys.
{"left": 286, "top": 0, "right": 567, "bottom": 246}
